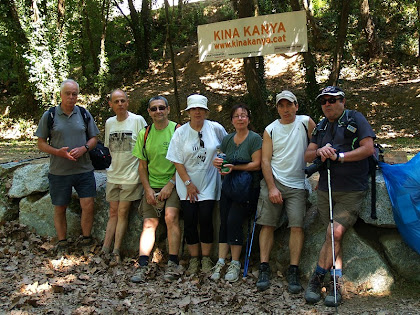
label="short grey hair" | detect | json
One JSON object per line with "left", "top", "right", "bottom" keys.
{"left": 110, "top": 89, "right": 128, "bottom": 100}
{"left": 60, "top": 79, "right": 80, "bottom": 93}
{"left": 148, "top": 95, "right": 168, "bottom": 108}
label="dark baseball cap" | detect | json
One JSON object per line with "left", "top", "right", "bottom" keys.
{"left": 315, "top": 86, "right": 345, "bottom": 101}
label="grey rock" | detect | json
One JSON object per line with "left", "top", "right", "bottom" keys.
{"left": 8, "top": 164, "right": 49, "bottom": 198}
{"left": 0, "top": 162, "right": 27, "bottom": 177}
{"left": 360, "top": 171, "right": 396, "bottom": 227}
{"left": 380, "top": 232, "right": 420, "bottom": 283}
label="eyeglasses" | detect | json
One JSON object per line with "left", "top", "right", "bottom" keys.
{"left": 198, "top": 131, "right": 204, "bottom": 148}
{"left": 232, "top": 114, "right": 248, "bottom": 120}
{"left": 320, "top": 97, "right": 343, "bottom": 105}
{"left": 149, "top": 105, "right": 167, "bottom": 112}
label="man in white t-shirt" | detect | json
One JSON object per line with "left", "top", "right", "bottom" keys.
{"left": 102, "top": 89, "right": 147, "bottom": 264}
{"left": 256, "top": 91, "right": 316, "bottom": 292}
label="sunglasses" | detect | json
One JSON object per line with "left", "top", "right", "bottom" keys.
{"left": 198, "top": 131, "right": 205, "bottom": 148}
{"left": 320, "top": 97, "right": 343, "bottom": 105}
{"left": 149, "top": 105, "right": 167, "bottom": 112}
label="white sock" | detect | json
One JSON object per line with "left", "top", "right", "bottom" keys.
{"left": 218, "top": 258, "right": 225, "bottom": 265}
{"left": 231, "top": 260, "right": 241, "bottom": 266}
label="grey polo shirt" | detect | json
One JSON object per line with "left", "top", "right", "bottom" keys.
{"left": 35, "top": 105, "right": 100, "bottom": 176}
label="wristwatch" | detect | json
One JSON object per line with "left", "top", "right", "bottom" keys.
{"left": 184, "top": 179, "right": 192, "bottom": 186}
{"left": 84, "top": 144, "right": 90, "bottom": 152}
{"left": 169, "top": 179, "right": 176, "bottom": 186}
{"left": 339, "top": 152, "right": 345, "bottom": 163}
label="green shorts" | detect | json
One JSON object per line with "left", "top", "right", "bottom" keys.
{"left": 106, "top": 182, "right": 143, "bottom": 202}
{"left": 317, "top": 190, "right": 367, "bottom": 229}
{"left": 140, "top": 188, "right": 181, "bottom": 219}
{"left": 256, "top": 179, "right": 307, "bottom": 228}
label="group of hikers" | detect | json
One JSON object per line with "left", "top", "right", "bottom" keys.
{"left": 35, "top": 79, "right": 376, "bottom": 307}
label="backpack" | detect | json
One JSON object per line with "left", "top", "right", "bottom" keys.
{"left": 47, "top": 106, "right": 111, "bottom": 170}
{"left": 314, "top": 109, "right": 383, "bottom": 219}
{"left": 142, "top": 122, "right": 181, "bottom": 161}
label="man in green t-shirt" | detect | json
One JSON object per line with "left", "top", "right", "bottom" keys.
{"left": 130, "top": 96, "right": 182, "bottom": 282}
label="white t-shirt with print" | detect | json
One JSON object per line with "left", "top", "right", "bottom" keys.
{"left": 105, "top": 111, "right": 147, "bottom": 184}
{"left": 166, "top": 120, "right": 227, "bottom": 201}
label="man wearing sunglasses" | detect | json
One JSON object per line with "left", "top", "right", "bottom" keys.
{"left": 304, "top": 86, "right": 376, "bottom": 307}
{"left": 131, "top": 96, "right": 183, "bottom": 282}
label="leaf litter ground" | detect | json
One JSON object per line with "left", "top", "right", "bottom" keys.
{"left": 1, "top": 222, "right": 419, "bottom": 314}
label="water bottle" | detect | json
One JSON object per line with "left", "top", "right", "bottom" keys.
{"left": 217, "top": 149, "right": 230, "bottom": 173}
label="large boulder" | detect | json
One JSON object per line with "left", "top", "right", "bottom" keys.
{"left": 8, "top": 164, "right": 49, "bottom": 198}
{"left": 360, "top": 171, "right": 396, "bottom": 227}
{"left": 379, "top": 232, "right": 420, "bottom": 283}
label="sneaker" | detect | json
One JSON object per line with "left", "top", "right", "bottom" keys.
{"left": 201, "top": 257, "right": 213, "bottom": 273}
{"left": 54, "top": 239, "right": 68, "bottom": 256}
{"left": 286, "top": 266, "right": 303, "bottom": 294}
{"left": 109, "top": 252, "right": 121, "bottom": 267}
{"left": 163, "top": 260, "right": 184, "bottom": 281}
{"left": 224, "top": 261, "right": 241, "bottom": 282}
{"left": 304, "top": 272, "right": 325, "bottom": 304}
{"left": 256, "top": 264, "right": 271, "bottom": 291}
{"left": 187, "top": 257, "right": 200, "bottom": 275}
{"left": 130, "top": 265, "right": 149, "bottom": 283}
{"left": 324, "top": 275, "right": 343, "bottom": 307}
{"left": 79, "top": 235, "right": 94, "bottom": 246}
{"left": 210, "top": 261, "right": 225, "bottom": 281}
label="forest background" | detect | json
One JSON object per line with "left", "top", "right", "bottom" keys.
{"left": 0, "top": 0, "right": 419, "bottom": 156}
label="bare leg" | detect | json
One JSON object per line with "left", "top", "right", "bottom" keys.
{"left": 218, "top": 243, "right": 229, "bottom": 259}
{"left": 113, "top": 201, "right": 132, "bottom": 251}
{"left": 188, "top": 243, "right": 200, "bottom": 257}
{"left": 103, "top": 201, "right": 118, "bottom": 249}
{"left": 230, "top": 244, "right": 242, "bottom": 261}
{"left": 259, "top": 225, "right": 275, "bottom": 263}
{"left": 54, "top": 205, "right": 68, "bottom": 240}
{"left": 289, "top": 227, "right": 304, "bottom": 266}
{"left": 139, "top": 218, "right": 159, "bottom": 256}
{"left": 201, "top": 242, "right": 212, "bottom": 256}
{"left": 165, "top": 207, "right": 181, "bottom": 256}
{"left": 318, "top": 222, "right": 346, "bottom": 270}
{"left": 80, "top": 197, "right": 95, "bottom": 237}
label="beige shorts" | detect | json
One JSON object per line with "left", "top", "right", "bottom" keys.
{"left": 106, "top": 182, "right": 143, "bottom": 202}
{"left": 317, "top": 190, "right": 367, "bottom": 229}
{"left": 140, "top": 188, "right": 181, "bottom": 219}
{"left": 256, "top": 179, "right": 307, "bottom": 228}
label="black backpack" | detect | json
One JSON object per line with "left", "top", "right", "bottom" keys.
{"left": 47, "top": 106, "right": 111, "bottom": 170}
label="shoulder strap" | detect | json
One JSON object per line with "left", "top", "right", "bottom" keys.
{"left": 301, "top": 121, "right": 309, "bottom": 145}
{"left": 143, "top": 124, "right": 153, "bottom": 149}
{"left": 47, "top": 107, "right": 56, "bottom": 143}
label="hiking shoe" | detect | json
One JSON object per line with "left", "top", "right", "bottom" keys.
{"left": 54, "top": 239, "right": 68, "bottom": 256}
{"left": 130, "top": 265, "right": 149, "bottom": 283}
{"left": 187, "top": 257, "right": 200, "bottom": 275}
{"left": 201, "top": 257, "right": 213, "bottom": 273}
{"left": 324, "top": 275, "right": 343, "bottom": 307}
{"left": 210, "top": 261, "right": 225, "bottom": 281}
{"left": 79, "top": 235, "right": 94, "bottom": 246}
{"left": 163, "top": 260, "right": 184, "bottom": 281}
{"left": 304, "top": 272, "right": 325, "bottom": 304}
{"left": 286, "top": 265, "right": 303, "bottom": 294}
{"left": 256, "top": 264, "right": 271, "bottom": 291}
{"left": 109, "top": 252, "right": 121, "bottom": 267}
{"left": 224, "top": 261, "right": 241, "bottom": 282}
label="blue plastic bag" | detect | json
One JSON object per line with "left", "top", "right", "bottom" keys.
{"left": 380, "top": 153, "right": 420, "bottom": 254}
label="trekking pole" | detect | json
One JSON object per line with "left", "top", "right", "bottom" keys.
{"left": 243, "top": 209, "right": 258, "bottom": 278}
{"left": 327, "top": 159, "right": 338, "bottom": 312}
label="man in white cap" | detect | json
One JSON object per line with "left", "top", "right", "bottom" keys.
{"left": 255, "top": 90, "right": 316, "bottom": 292}
{"left": 304, "top": 86, "right": 375, "bottom": 306}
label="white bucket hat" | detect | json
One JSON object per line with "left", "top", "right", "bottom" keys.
{"left": 185, "top": 94, "right": 209, "bottom": 111}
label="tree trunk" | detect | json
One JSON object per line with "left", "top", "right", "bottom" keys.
{"left": 290, "top": 0, "right": 321, "bottom": 119}
{"left": 176, "top": 0, "right": 183, "bottom": 22}
{"left": 328, "top": 0, "right": 352, "bottom": 86}
{"left": 302, "top": 0, "right": 321, "bottom": 45}
{"left": 97, "top": 0, "right": 111, "bottom": 93}
{"left": 164, "top": 0, "right": 181, "bottom": 122}
{"left": 82, "top": 0, "right": 99, "bottom": 73}
{"left": 127, "top": 0, "right": 145, "bottom": 70}
{"left": 360, "top": 0, "right": 382, "bottom": 59}
{"left": 1, "top": 0, "right": 38, "bottom": 115}
{"left": 140, "top": 0, "right": 151, "bottom": 70}
{"left": 236, "top": 0, "right": 270, "bottom": 130}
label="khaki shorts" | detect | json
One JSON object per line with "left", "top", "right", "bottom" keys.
{"left": 140, "top": 188, "right": 181, "bottom": 219}
{"left": 317, "top": 190, "right": 367, "bottom": 229}
{"left": 256, "top": 179, "right": 307, "bottom": 228}
{"left": 106, "top": 182, "right": 143, "bottom": 202}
